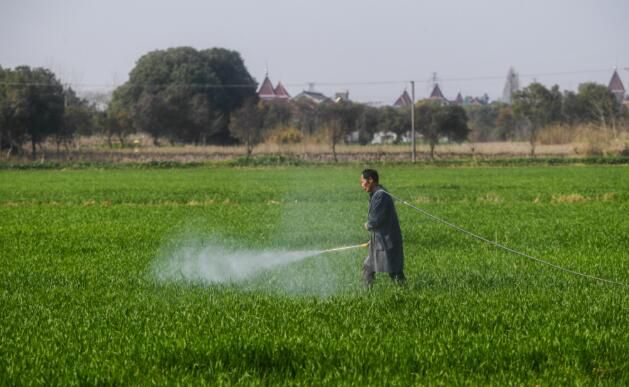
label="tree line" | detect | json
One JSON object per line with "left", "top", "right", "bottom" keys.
{"left": 231, "top": 98, "right": 469, "bottom": 160}
{"left": 466, "top": 82, "right": 625, "bottom": 149}
{"left": 0, "top": 66, "right": 86, "bottom": 158}
{"left": 1, "top": 46, "right": 626, "bottom": 160}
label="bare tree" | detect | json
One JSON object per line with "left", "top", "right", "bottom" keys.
{"left": 230, "top": 98, "right": 264, "bottom": 159}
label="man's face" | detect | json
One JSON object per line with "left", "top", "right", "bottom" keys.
{"left": 360, "top": 175, "right": 375, "bottom": 192}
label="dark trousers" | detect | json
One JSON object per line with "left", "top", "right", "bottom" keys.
{"left": 362, "top": 264, "right": 405, "bottom": 286}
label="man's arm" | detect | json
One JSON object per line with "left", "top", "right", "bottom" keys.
{"left": 366, "top": 191, "right": 389, "bottom": 231}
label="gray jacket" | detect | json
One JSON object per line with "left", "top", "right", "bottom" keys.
{"left": 364, "top": 186, "right": 404, "bottom": 273}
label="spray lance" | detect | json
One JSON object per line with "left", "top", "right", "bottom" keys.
{"left": 318, "top": 242, "right": 369, "bottom": 255}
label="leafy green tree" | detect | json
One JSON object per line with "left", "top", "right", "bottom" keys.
{"left": 512, "top": 83, "right": 562, "bottom": 155}
{"left": 357, "top": 105, "right": 382, "bottom": 144}
{"left": 0, "top": 66, "right": 12, "bottom": 154}
{"left": 377, "top": 106, "right": 411, "bottom": 142}
{"left": 110, "top": 47, "right": 256, "bottom": 145}
{"left": 188, "top": 94, "right": 227, "bottom": 145}
{"left": 465, "top": 104, "right": 501, "bottom": 142}
{"left": 561, "top": 90, "right": 587, "bottom": 126}
{"left": 576, "top": 82, "right": 621, "bottom": 131}
{"left": 416, "top": 102, "right": 469, "bottom": 159}
{"left": 0, "top": 66, "right": 64, "bottom": 159}
{"left": 125, "top": 90, "right": 169, "bottom": 145}
{"left": 55, "top": 88, "right": 96, "bottom": 154}
{"left": 494, "top": 105, "right": 517, "bottom": 141}
{"left": 293, "top": 99, "right": 319, "bottom": 136}
{"left": 261, "top": 101, "right": 292, "bottom": 131}
{"left": 99, "top": 96, "right": 134, "bottom": 148}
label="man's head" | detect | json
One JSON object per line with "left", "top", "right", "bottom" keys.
{"left": 360, "top": 169, "right": 379, "bottom": 192}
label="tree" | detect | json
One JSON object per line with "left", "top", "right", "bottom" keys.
{"left": 577, "top": 83, "right": 621, "bottom": 133}
{"left": 0, "top": 66, "right": 12, "bottom": 154}
{"left": 230, "top": 98, "right": 264, "bottom": 159}
{"left": 416, "top": 102, "right": 469, "bottom": 159}
{"left": 377, "top": 106, "right": 411, "bottom": 142}
{"left": 293, "top": 98, "right": 319, "bottom": 136}
{"left": 55, "top": 88, "right": 96, "bottom": 155}
{"left": 261, "top": 101, "right": 292, "bottom": 131}
{"left": 512, "top": 83, "right": 562, "bottom": 155}
{"left": 465, "top": 104, "right": 501, "bottom": 142}
{"left": 99, "top": 96, "right": 134, "bottom": 148}
{"left": 0, "top": 66, "right": 64, "bottom": 159}
{"left": 110, "top": 47, "right": 256, "bottom": 145}
{"left": 1, "top": 67, "right": 30, "bottom": 155}
{"left": 562, "top": 90, "right": 587, "bottom": 126}
{"left": 495, "top": 106, "right": 517, "bottom": 141}
{"left": 126, "top": 90, "right": 169, "bottom": 145}
{"left": 318, "top": 100, "right": 362, "bottom": 162}
{"left": 357, "top": 105, "right": 382, "bottom": 144}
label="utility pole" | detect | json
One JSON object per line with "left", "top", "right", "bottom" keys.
{"left": 411, "top": 80, "right": 416, "bottom": 163}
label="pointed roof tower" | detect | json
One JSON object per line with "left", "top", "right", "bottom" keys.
{"left": 608, "top": 69, "right": 626, "bottom": 104}
{"left": 429, "top": 83, "right": 447, "bottom": 104}
{"left": 454, "top": 91, "right": 464, "bottom": 105}
{"left": 394, "top": 90, "right": 412, "bottom": 107}
{"left": 258, "top": 74, "right": 277, "bottom": 100}
{"left": 502, "top": 67, "right": 520, "bottom": 104}
{"left": 274, "top": 82, "right": 290, "bottom": 99}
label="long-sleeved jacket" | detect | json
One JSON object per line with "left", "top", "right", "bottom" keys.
{"left": 365, "top": 186, "right": 404, "bottom": 273}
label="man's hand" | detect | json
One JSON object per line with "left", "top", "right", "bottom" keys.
{"left": 364, "top": 222, "right": 369, "bottom": 230}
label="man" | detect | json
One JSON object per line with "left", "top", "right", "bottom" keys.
{"left": 360, "top": 169, "right": 405, "bottom": 286}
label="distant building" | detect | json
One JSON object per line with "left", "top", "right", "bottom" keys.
{"left": 346, "top": 130, "right": 360, "bottom": 144}
{"left": 292, "top": 90, "right": 330, "bottom": 104}
{"left": 257, "top": 74, "right": 276, "bottom": 100}
{"left": 257, "top": 73, "right": 291, "bottom": 101}
{"left": 400, "top": 131, "right": 423, "bottom": 143}
{"left": 463, "top": 94, "right": 490, "bottom": 106}
{"left": 273, "top": 81, "right": 291, "bottom": 100}
{"left": 393, "top": 90, "right": 412, "bottom": 107}
{"left": 423, "top": 83, "right": 488, "bottom": 106}
{"left": 335, "top": 90, "right": 350, "bottom": 103}
{"left": 429, "top": 83, "right": 448, "bottom": 105}
{"left": 453, "top": 92, "right": 464, "bottom": 105}
{"left": 371, "top": 131, "right": 397, "bottom": 144}
{"left": 608, "top": 69, "right": 625, "bottom": 105}
{"left": 502, "top": 67, "right": 520, "bottom": 104}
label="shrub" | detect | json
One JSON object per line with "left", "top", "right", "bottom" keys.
{"left": 265, "top": 126, "right": 304, "bottom": 144}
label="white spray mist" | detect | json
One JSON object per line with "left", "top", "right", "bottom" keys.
{"left": 150, "top": 232, "right": 360, "bottom": 297}
{"left": 152, "top": 240, "right": 321, "bottom": 284}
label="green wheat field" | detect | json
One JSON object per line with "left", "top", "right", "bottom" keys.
{"left": 1, "top": 164, "right": 628, "bottom": 385}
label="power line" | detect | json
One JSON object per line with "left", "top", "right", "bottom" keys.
{"left": 0, "top": 67, "right": 620, "bottom": 89}
{"left": 0, "top": 81, "right": 258, "bottom": 88}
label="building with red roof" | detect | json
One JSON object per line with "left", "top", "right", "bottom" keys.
{"left": 273, "top": 81, "right": 290, "bottom": 100}
{"left": 393, "top": 90, "right": 412, "bottom": 107}
{"left": 257, "top": 74, "right": 290, "bottom": 102}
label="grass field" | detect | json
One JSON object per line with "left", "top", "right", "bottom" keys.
{"left": 1, "top": 164, "right": 628, "bottom": 385}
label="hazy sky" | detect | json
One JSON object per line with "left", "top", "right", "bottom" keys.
{"left": 1, "top": 0, "right": 628, "bottom": 104}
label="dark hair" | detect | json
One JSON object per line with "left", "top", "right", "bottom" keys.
{"left": 361, "top": 169, "right": 379, "bottom": 183}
